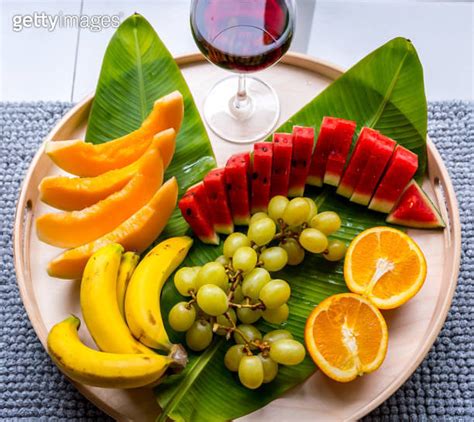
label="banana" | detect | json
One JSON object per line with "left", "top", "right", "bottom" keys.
{"left": 125, "top": 236, "right": 193, "bottom": 350}
{"left": 116, "top": 251, "right": 140, "bottom": 319}
{"left": 47, "top": 316, "right": 171, "bottom": 388}
{"left": 80, "top": 243, "right": 152, "bottom": 355}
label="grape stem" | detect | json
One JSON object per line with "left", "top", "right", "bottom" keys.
{"left": 228, "top": 301, "right": 264, "bottom": 310}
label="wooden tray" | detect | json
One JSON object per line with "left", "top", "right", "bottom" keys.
{"left": 13, "top": 52, "right": 461, "bottom": 421}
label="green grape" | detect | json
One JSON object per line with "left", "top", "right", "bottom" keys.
{"left": 185, "top": 320, "right": 213, "bottom": 351}
{"left": 196, "top": 262, "right": 228, "bottom": 291}
{"left": 260, "top": 247, "right": 288, "bottom": 272}
{"left": 262, "top": 303, "right": 289, "bottom": 324}
{"left": 257, "top": 353, "right": 279, "bottom": 383}
{"left": 242, "top": 268, "right": 271, "bottom": 299}
{"left": 323, "top": 239, "right": 347, "bottom": 262}
{"left": 279, "top": 238, "right": 305, "bottom": 266}
{"left": 310, "top": 211, "right": 341, "bottom": 235}
{"left": 223, "top": 233, "right": 251, "bottom": 258}
{"left": 232, "top": 284, "right": 245, "bottom": 303}
{"left": 196, "top": 284, "right": 229, "bottom": 316}
{"left": 215, "top": 255, "right": 230, "bottom": 266}
{"left": 232, "top": 246, "right": 258, "bottom": 273}
{"left": 174, "top": 267, "right": 199, "bottom": 296}
{"left": 250, "top": 212, "right": 268, "bottom": 224}
{"left": 237, "top": 306, "right": 262, "bottom": 324}
{"left": 168, "top": 301, "right": 196, "bottom": 332}
{"left": 299, "top": 228, "right": 328, "bottom": 253}
{"left": 215, "top": 309, "right": 237, "bottom": 336}
{"left": 238, "top": 355, "right": 264, "bottom": 389}
{"left": 259, "top": 279, "right": 291, "bottom": 309}
{"left": 269, "top": 339, "right": 306, "bottom": 365}
{"left": 224, "top": 344, "right": 246, "bottom": 372}
{"left": 234, "top": 324, "right": 262, "bottom": 349}
{"left": 268, "top": 195, "right": 289, "bottom": 223}
{"left": 247, "top": 218, "right": 276, "bottom": 246}
{"left": 263, "top": 329, "right": 294, "bottom": 344}
{"left": 304, "top": 197, "right": 318, "bottom": 222}
{"left": 282, "top": 198, "right": 310, "bottom": 226}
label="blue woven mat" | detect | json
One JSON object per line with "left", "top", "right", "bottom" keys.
{"left": 1, "top": 102, "right": 472, "bottom": 420}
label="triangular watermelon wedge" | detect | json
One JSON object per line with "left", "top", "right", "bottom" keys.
{"left": 178, "top": 183, "right": 219, "bottom": 245}
{"left": 386, "top": 180, "right": 445, "bottom": 228}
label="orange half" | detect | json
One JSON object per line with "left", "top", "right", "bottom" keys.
{"left": 305, "top": 293, "right": 388, "bottom": 382}
{"left": 344, "top": 227, "right": 427, "bottom": 309}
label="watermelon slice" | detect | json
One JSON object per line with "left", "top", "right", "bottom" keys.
{"left": 386, "top": 180, "right": 445, "bottom": 228}
{"left": 307, "top": 117, "right": 356, "bottom": 187}
{"left": 251, "top": 142, "right": 273, "bottom": 213}
{"left": 350, "top": 132, "right": 396, "bottom": 205}
{"left": 324, "top": 118, "right": 357, "bottom": 186}
{"left": 225, "top": 153, "right": 251, "bottom": 225}
{"left": 270, "top": 133, "right": 293, "bottom": 197}
{"left": 337, "top": 127, "right": 378, "bottom": 198}
{"left": 179, "top": 183, "right": 219, "bottom": 245}
{"left": 203, "top": 168, "right": 234, "bottom": 234}
{"left": 369, "top": 145, "right": 418, "bottom": 213}
{"left": 288, "top": 126, "right": 314, "bottom": 196}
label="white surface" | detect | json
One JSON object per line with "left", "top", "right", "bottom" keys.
{"left": 0, "top": 0, "right": 473, "bottom": 102}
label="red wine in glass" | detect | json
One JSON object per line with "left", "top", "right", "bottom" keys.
{"left": 190, "top": 0, "right": 295, "bottom": 143}
{"left": 191, "top": 0, "right": 294, "bottom": 73}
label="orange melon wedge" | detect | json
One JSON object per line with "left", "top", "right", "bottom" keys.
{"left": 37, "top": 133, "right": 167, "bottom": 248}
{"left": 39, "top": 129, "right": 177, "bottom": 211}
{"left": 45, "top": 91, "right": 183, "bottom": 176}
{"left": 47, "top": 177, "right": 178, "bottom": 280}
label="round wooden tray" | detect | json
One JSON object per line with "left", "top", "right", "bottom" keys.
{"left": 13, "top": 52, "right": 461, "bottom": 421}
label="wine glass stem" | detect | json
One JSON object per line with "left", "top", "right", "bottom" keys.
{"left": 234, "top": 74, "right": 249, "bottom": 109}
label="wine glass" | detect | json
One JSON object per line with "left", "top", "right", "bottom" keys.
{"left": 190, "top": 0, "right": 295, "bottom": 143}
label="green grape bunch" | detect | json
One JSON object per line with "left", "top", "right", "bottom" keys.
{"left": 169, "top": 195, "right": 346, "bottom": 389}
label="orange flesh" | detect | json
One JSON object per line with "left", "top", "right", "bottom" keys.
{"left": 305, "top": 293, "right": 387, "bottom": 381}
{"left": 345, "top": 228, "right": 426, "bottom": 307}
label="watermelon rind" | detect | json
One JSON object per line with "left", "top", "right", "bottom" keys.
{"left": 386, "top": 180, "right": 445, "bottom": 229}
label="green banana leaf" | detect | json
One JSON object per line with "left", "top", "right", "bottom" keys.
{"left": 86, "top": 14, "right": 427, "bottom": 422}
{"left": 85, "top": 14, "right": 216, "bottom": 236}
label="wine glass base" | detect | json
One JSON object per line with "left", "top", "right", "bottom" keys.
{"left": 203, "top": 75, "right": 280, "bottom": 144}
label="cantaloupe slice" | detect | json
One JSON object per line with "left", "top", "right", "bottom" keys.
{"left": 37, "top": 134, "right": 166, "bottom": 248}
{"left": 47, "top": 177, "right": 178, "bottom": 280}
{"left": 39, "top": 129, "right": 177, "bottom": 211}
{"left": 45, "top": 91, "right": 183, "bottom": 176}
